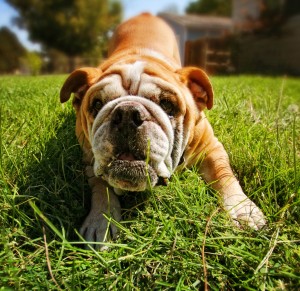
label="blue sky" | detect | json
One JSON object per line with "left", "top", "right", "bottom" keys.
{"left": 0, "top": 0, "right": 192, "bottom": 50}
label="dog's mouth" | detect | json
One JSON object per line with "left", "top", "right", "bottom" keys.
{"left": 100, "top": 151, "right": 168, "bottom": 191}
{"left": 117, "top": 152, "right": 142, "bottom": 161}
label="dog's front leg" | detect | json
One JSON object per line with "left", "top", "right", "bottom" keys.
{"left": 79, "top": 165, "right": 121, "bottom": 247}
{"left": 199, "top": 142, "right": 266, "bottom": 230}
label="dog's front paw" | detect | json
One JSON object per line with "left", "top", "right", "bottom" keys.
{"left": 79, "top": 206, "right": 121, "bottom": 249}
{"left": 223, "top": 194, "right": 266, "bottom": 230}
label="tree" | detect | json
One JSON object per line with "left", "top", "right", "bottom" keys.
{"left": 258, "top": 0, "right": 300, "bottom": 34}
{"left": 185, "top": 0, "right": 232, "bottom": 17}
{"left": 0, "top": 27, "right": 26, "bottom": 73}
{"left": 21, "top": 51, "right": 43, "bottom": 75}
{"left": 5, "top": 0, "right": 122, "bottom": 59}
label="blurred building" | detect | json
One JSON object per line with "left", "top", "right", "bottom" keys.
{"left": 233, "top": 0, "right": 300, "bottom": 75}
{"left": 160, "top": 0, "right": 300, "bottom": 75}
{"left": 159, "top": 13, "right": 233, "bottom": 64}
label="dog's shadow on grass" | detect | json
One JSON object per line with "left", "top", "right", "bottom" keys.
{"left": 18, "top": 111, "right": 88, "bottom": 241}
{"left": 19, "top": 110, "right": 148, "bottom": 242}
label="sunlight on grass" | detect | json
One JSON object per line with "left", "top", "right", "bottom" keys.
{"left": 0, "top": 75, "right": 299, "bottom": 289}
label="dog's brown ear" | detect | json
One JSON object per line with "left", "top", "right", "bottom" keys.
{"left": 176, "top": 67, "right": 213, "bottom": 110}
{"left": 60, "top": 67, "right": 102, "bottom": 105}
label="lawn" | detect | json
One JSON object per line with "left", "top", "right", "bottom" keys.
{"left": 0, "top": 74, "right": 299, "bottom": 290}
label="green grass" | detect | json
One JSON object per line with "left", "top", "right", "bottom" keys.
{"left": 0, "top": 74, "right": 299, "bottom": 290}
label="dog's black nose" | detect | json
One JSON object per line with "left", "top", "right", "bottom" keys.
{"left": 112, "top": 103, "right": 145, "bottom": 128}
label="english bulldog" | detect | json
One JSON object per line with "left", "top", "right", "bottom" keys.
{"left": 60, "top": 13, "right": 266, "bottom": 245}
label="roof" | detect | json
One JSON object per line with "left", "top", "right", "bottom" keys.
{"left": 158, "top": 13, "right": 233, "bottom": 31}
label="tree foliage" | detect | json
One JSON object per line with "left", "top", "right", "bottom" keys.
{"left": 21, "top": 52, "right": 43, "bottom": 75}
{"left": 0, "top": 27, "right": 26, "bottom": 73}
{"left": 185, "top": 0, "right": 232, "bottom": 17}
{"left": 258, "top": 0, "right": 300, "bottom": 33}
{"left": 5, "top": 0, "right": 122, "bottom": 56}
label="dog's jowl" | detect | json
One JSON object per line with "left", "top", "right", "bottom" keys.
{"left": 60, "top": 13, "right": 266, "bottom": 246}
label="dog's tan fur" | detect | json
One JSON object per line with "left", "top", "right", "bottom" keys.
{"left": 60, "top": 14, "right": 265, "bottom": 245}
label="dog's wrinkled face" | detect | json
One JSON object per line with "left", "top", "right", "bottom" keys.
{"left": 60, "top": 60, "right": 213, "bottom": 192}
{"left": 85, "top": 62, "right": 188, "bottom": 192}
{"left": 92, "top": 96, "right": 174, "bottom": 191}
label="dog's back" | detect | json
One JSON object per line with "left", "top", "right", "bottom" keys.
{"left": 108, "top": 13, "right": 181, "bottom": 68}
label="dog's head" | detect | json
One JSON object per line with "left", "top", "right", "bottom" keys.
{"left": 60, "top": 61, "right": 213, "bottom": 192}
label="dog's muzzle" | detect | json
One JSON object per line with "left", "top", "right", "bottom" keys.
{"left": 91, "top": 96, "right": 174, "bottom": 192}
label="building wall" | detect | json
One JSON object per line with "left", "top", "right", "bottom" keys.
{"left": 160, "top": 15, "right": 233, "bottom": 65}
{"left": 235, "top": 15, "right": 300, "bottom": 75}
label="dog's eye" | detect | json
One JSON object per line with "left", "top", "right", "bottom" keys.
{"left": 90, "top": 99, "right": 103, "bottom": 116}
{"left": 160, "top": 99, "right": 176, "bottom": 117}
{"left": 94, "top": 100, "right": 103, "bottom": 111}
